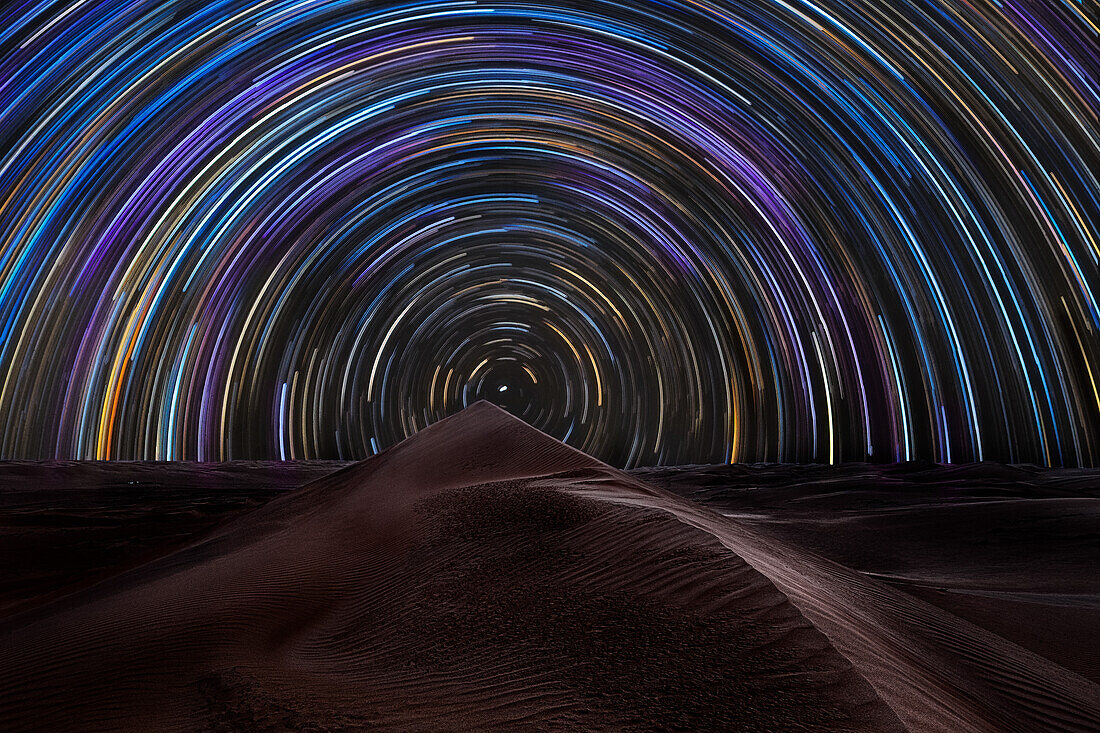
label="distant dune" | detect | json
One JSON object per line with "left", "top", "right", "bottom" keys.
{"left": 1, "top": 403, "right": 1097, "bottom": 731}
{"left": 0, "top": 459, "right": 346, "bottom": 616}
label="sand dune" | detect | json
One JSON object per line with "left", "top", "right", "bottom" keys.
{"left": 588, "top": 476, "right": 1100, "bottom": 732}
{"left": 638, "top": 463, "right": 1100, "bottom": 685}
{"left": 0, "top": 460, "right": 344, "bottom": 616}
{"left": 1, "top": 403, "right": 1097, "bottom": 730}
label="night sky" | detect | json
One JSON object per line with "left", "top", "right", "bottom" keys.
{"left": 0, "top": 0, "right": 1098, "bottom": 466}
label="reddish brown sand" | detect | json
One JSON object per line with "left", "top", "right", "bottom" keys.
{"left": 1, "top": 403, "right": 1098, "bottom": 731}
{"left": 637, "top": 463, "right": 1100, "bottom": 686}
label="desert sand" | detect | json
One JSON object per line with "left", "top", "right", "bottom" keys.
{"left": 638, "top": 462, "right": 1100, "bottom": 687}
{"left": 1, "top": 402, "right": 1097, "bottom": 731}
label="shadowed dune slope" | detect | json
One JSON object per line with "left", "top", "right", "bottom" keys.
{"left": 1, "top": 403, "right": 1097, "bottom": 731}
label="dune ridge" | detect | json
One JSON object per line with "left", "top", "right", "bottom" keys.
{"left": 567, "top": 468, "right": 1100, "bottom": 732}
{"left": 1, "top": 402, "right": 1096, "bottom": 731}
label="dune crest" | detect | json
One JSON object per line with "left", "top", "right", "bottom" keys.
{"left": 1, "top": 403, "right": 1096, "bottom": 731}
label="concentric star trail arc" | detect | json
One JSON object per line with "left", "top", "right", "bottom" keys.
{"left": 0, "top": 0, "right": 1098, "bottom": 466}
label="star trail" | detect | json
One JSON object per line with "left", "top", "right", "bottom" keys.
{"left": 0, "top": 0, "right": 1098, "bottom": 465}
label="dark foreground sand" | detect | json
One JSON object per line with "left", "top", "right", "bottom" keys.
{"left": 0, "top": 403, "right": 1097, "bottom": 731}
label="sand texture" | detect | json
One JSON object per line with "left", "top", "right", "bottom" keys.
{"left": 1, "top": 403, "right": 1097, "bottom": 731}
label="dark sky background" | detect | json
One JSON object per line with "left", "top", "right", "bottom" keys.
{"left": 0, "top": 0, "right": 1098, "bottom": 466}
